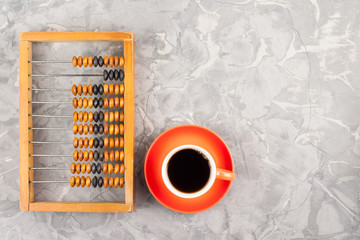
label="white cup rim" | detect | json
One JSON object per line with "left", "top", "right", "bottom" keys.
{"left": 161, "top": 144, "right": 216, "bottom": 199}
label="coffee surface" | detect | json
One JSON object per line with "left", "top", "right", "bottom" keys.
{"left": 167, "top": 149, "right": 210, "bottom": 193}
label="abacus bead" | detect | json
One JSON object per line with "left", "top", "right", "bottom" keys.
{"left": 99, "top": 84, "right": 104, "bottom": 95}
{"left": 84, "top": 124, "right": 89, "bottom": 134}
{"left": 86, "top": 163, "right": 91, "bottom": 174}
{"left": 98, "top": 176, "right": 103, "bottom": 188}
{"left": 89, "top": 150, "right": 94, "bottom": 161}
{"left": 104, "top": 124, "right": 109, "bottom": 135}
{"left": 72, "top": 56, "right": 77, "bottom": 67}
{"left": 119, "top": 69, "right": 125, "bottom": 81}
{"left": 78, "top": 56, "right": 83, "bottom": 67}
{"left": 99, "top": 124, "right": 104, "bottom": 134}
{"left": 70, "top": 163, "right": 75, "bottom": 174}
{"left": 119, "top": 177, "right": 124, "bottom": 188}
{"left": 114, "top": 177, "right": 119, "bottom": 188}
{"left": 83, "top": 98, "right": 88, "bottom": 108}
{"left": 114, "top": 97, "right": 119, "bottom": 108}
{"left": 88, "top": 98, "right": 93, "bottom": 108}
{"left": 103, "top": 176, "right": 108, "bottom": 188}
{"left": 70, "top": 176, "right": 75, "bottom": 187}
{"left": 78, "top": 98, "right": 83, "bottom": 108}
{"left": 113, "top": 111, "right": 119, "bottom": 122}
{"left": 93, "top": 111, "right": 99, "bottom": 122}
{"left": 109, "top": 56, "right": 114, "bottom": 67}
{"left": 114, "top": 137, "right": 119, "bottom": 148}
{"left": 120, "top": 151, "right": 124, "bottom": 161}
{"left": 72, "top": 97, "right": 78, "bottom": 108}
{"left": 114, "top": 163, "right": 119, "bottom": 174}
{"left": 114, "top": 70, "right": 119, "bottom": 80}
{"left": 103, "top": 163, "right": 108, "bottom": 174}
{"left": 115, "top": 150, "right": 119, "bottom": 161}
{"left": 93, "top": 150, "right": 99, "bottom": 161}
{"left": 72, "top": 84, "right": 77, "bottom": 95}
{"left": 103, "top": 138, "right": 108, "bottom": 148}
{"left": 104, "top": 56, "right": 109, "bottom": 67}
{"left": 109, "top": 84, "right": 114, "bottom": 95}
{"left": 83, "top": 110, "right": 89, "bottom": 120}
{"left": 93, "top": 85, "right": 99, "bottom": 95}
{"left": 81, "top": 163, "right": 86, "bottom": 173}
{"left": 114, "top": 124, "right": 119, "bottom": 135}
{"left": 83, "top": 138, "right": 88, "bottom": 148}
{"left": 89, "top": 124, "right": 94, "bottom": 134}
{"left": 104, "top": 84, "right": 109, "bottom": 95}
{"left": 120, "top": 163, "right": 125, "bottom": 174}
{"left": 84, "top": 150, "right": 89, "bottom": 161}
{"left": 104, "top": 97, "right": 109, "bottom": 108}
{"left": 78, "top": 150, "right": 83, "bottom": 161}
{"left": 89, "top": 112, "right": 93, "bottom": 122}
{"left": 114, "top": 56, "right": 119, "bottom": 67}
{"left": 72, "top": 112, "right": 77, "bottom": 122}
{"left": 103, "top": 70, "right": 109, "bottom": 81}
{"left": 109, "top": 138, "right": 114, "bottom": 148}
{"left": 120, "top": 97, "right": 124, "bottom": 108}
{"left": 104, "top": 111, "right": 109, "bottom": 122}
{"left": 108, "top": 177, "right": 114, "bottom": 188}
{"left": 91, "top": 163, "right": 97, "bottom": 174}
{"left": 109, "top": 150, "right": 114, "bottom": 161}
{"left": 108, "top": 70, "right": 114, "bottom": 81}
{"left": 98, "top": 98, "right": 104, "bottom": 108}
{"left": 119, "top": 124, "right": 124, "bottom": 135}
{"left": 98, "top": 56, "right": 104, "bottom": 67}
{"left": 78, "top": 124, "right": 83, "bottom": 135}
{"left": 99, "top": 137, "right": 104, "bottom": 148}
{"left": 114, "top": 84, "right": 119, "bottom": 95}
{"left": 73, "top": 124, "right": 78, "bottom": 134}
{"left": 94, "top": 138, "right": 99, "bottom": 148}
{"left": 88, "top": 56, "right": 93, "bottom": 67}
{"left": 78, "top": 112, "right": 83, "bottom": 122}
{"left": 86, "top": 176, "right": 91, "bottom": 187}
{"left": 120, "top": 137, "right": 124, "bottom": 148}
{"left": 104, "top": 150, "right": 109, "bottom": 161}
{"left": 82, "top": 85, "right": 87, "bottom": 95}
{"left": 77, "top": 85, "right": 82, "bottom": 96}
{"left": 88, "top": 84, "right": 93, "bottom": 95}
{"left": 99, "top": 111, "right": 104, "bottom": 122}
{"left": 109, "top": 124, "right": 114, "bottom": 135}
{"left": 93, "top": 56, "right": 98, "bottom": 67}
{"left": 81, "top": 176, "right": 86, "bottom": 187}
{"left": 108, "top": 163, "right": 113, "bottom": 174}
{"left": 78, "top": 138, "right": 83, "bottom": 148}
{"left": 120, "top": 111, "right": 124, "bottom": 122}
{"left": 83, "top": 56, "right": 88, "bottom": 67}
{"left": 92, "top": 176, "right": 98, "bottom": 188}
{"left": 89, "top": 138, "right": 94, "bottom": 148}
{"left": 76, "top": 176, "right": 81, "bottom": 187}
{"left": 99, "top": 152, "right": 104, "bottom": 161}
{"left": 96, "top": 163, "right": 101, "bottom": 174}
{"left": 93, "top": 98, "right": 99, "bottom": 109}
{"left": 109, "top": 112, "right": 114, "bottom": 122}
{"left": 119, "top": 56, "right": 125, "bottom": 67}
{"left": 93, "top": 124, "right": 99, "bottom": 134}
{"left": 73, "top": 138, "right": 78, "bottom": 148}
{"left": 120, "top": 84, "right": 124, "bottom": 94}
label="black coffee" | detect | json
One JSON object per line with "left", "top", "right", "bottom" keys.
{"left": 167, "top": 149, "right": 210, "bottom": 193}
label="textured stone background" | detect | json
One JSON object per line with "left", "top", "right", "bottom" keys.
{"left": 1, "top": 0, "right": 360, "bottom": 239}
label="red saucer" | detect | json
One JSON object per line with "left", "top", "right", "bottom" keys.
{"left": 144, "top": 125, "right": 234, "bottom": 213}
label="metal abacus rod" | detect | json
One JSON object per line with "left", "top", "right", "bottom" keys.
{"left": 29, "top": 56, "right": 125, "bottom": 68}
{"left": 30, "top": 176, "right": 125, "bottom": 188}
{"left": 28, "top": 69, "right": 124, "bottom": 81}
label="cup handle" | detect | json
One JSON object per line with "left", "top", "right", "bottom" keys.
{"left": 216, "top": 168, "right": 236, "bottom": 181}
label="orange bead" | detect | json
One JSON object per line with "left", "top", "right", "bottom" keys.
{"left": 104, "top": 124, "right": 109, "bottom": 135}
{"left": 86, "top": 163, "right": 91, "bottom": 174}
{"left": 88, "top": 84, "right": 93, "bottom": 96}
{"left": 114, "top": 177, "right": 119, "bottom": 188}
{"left": 70, "top": 176, "right": 75, "bottom": 187}
{"left": 73, "top": 112, "right": 78, "bottom": 122}
{"left": 114, "top": 111, "right": 119, "bottom": 122}
{"left": 104, "top": 150, "right": 109, "bottom": 161}
{"left": 81, "top": 163, "right": 86, "bottom": 173}
{"left": 73, "top": 138, "right": 78, "bottom": 148}
{"left": 83, "top": 112, "right": 88, "bottom": 122}
{"left": 119, "top": 84, "right": 124, "bottom": 95}
{"left": 120, "top": 111, "right": 124, "bottom": 122}
{"left": 104, "top": 56, "right": 109, "bottom": 67}
{"left": 78, "top": 124, "right": 83, "bottom": 135}
{"left": 114, "top": 124, "right": 119, "bottom": 135}
{"left": 76, "top": 163, "right": 81, "bottom": 174}
{"left": 72, "top": 56, "right": 77, "bottom": 67}
{"left": 119, "top": 177, "right": 124, "bottom": 188}
{"left": 82, "top": 85, "right": 88, "bottom": 95}
{"left": 109, "top": 138, "right": 114, "bottom": 148}
{"left": 120, "top": 97, "right": 124, "bottom": 108}
{"left": 73, "top": 124, "right": 78, "bottom": 134}
{"left": 109, "top": 112, "right": 114, "bottom": 122}
{"left": 89, "top": 150, "right": 93, "bottom": 161}
{"left": 120, "top": 151, "right": 124, "bottom": 161}
{"left": 78, "top": 98, "right": 83, "bottom": 108}
{"left": 120, "top": 163, "right": 125, "bottom": 174}
{"left": 109, "top": 98, "right": 114, "bottom": 108}
{"left": 104, "top": 84, "right": 109, "bottom": 95}
{"left": 108, "top": 163, "right": 113, "bottom": 174}
{"left": 84, "top": 137, "right": 89, "bottom": 148}
{"left": 72, "top": 97, "right": 78, "bottom": 109}
{"left": 104, "top": 137, "right": 109, "bottom": 148}
{"left": 114, "top": 84, "right": 119, "bottom": 95}
{"left": 115, "top": 150, "right": 119, "bottom": 161}
{"left": 88, "top": 112, "right": 93, "bottom": 122}
{"left": 83, "top": 98, "right": 88, "bottom": 108}
{"left": 88, "top": 98, "right": 93, "bottom": 108}
{"left": 103, "top": 176, "right": 108, "bottom": 188}
{"left": 89, "top": 138, "right": 94, "bottom": 148}
{"left": 78, "top": 56, "right": 83, "bottom": 67}
{"left": 83, "top": 124, "right": 89, "bottom": 135}
{"left": 120, "top": 137, "right": 124, "bottom": 148}
{"left": 119, "top": 56, "right": 125, "bottom": 67}
{"left": 114, "top": 163, "right": 119, "bottom": 174}
{"left": 81, "top": 176, "right": 86, "bottom": 187}
{"left": 78, "top": 112, "right": 83, "bottom": 122}
{"left": 70, "top": 163, "right": 75, "bottom": 174}
{"left": 103, "top": 164, "right": 108, "bottom": 174}
{"left": 109, "top": 124, "right": 114, "bottom": 135}
{"left": 86, "top": 176, "right": 91, "bottom": 187}
{"left": 77, "top": 85, "right": 82, "bottom": 96}
{"left": 114, "top": 137, "right": 119, "bottom": 148}
{"left": 84, "top": 150, "right": 88, "bottom": 161}
{"left": 119, "top": 124, "right": 124, "bottom": 135}
{"left": 109, "top": 84, "right": 114, "bottom": 95}
{"left": 75, "top": 176, "right": 81, "bottom": 187}
{"left": 89, "top": 124, "right": 94, "bottom": 134}
{"left": 108, "top": 177, "right": 114, "bottom": 188}
{"left": 109, "top": 56, "right": 114, "bottom": 67}
{"left": 114, "top": 56, "right": 119, "bottom": 67}
{"left": 114, "top": 97, "right": 119, "bottom": 108}
{"left": 72, "top": 84, "right": 77, "bottom": 95}
{"left": 109, "top": 150, "right": 114, "bottom": 161}
{"left": 104, "top": 97, "right": 109, "bottom": 108}
{"left": 78, "top": 138, "right": 83, "bottom": 148}
{"left": 78, "top": 150, "right": 83, "bottom": 161}
{"left": 83, "top": 56, "right": 88, "bottom": 67}
{"left": 104, "top": 111, "right": 109, "bottom": 122}
{"left": 88, "top": 56, "right": 93, "bottom": 67}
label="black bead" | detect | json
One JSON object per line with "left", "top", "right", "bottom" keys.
{"left": 93, "top": 84, "right": 99, "bottom": 95}
{"left": 103, "top": 70, "right": 109, "bottom": 81}
{"left": 99, "top": 152, "right": 104, "bottom": 161}
{"left": 114, "top": 69, "right": 119, "bottom": 80}
{"left": 98, "top": 56, "right": 104, "bottom": 67}
{"left": 92, "top": 176, "right": 98, "bottom": 188}
{"left": 93, "top": 111, "right": 99, "bottom": 122}
{"left": 93, "top": 124, "right": 99, "bottom": 134}
{"left": 119, "top": 69, "right": 125, "bottom": 81}
{"left": 96, "top": 163, "right": 102, "bottom": 174}
{"left": 93, "top": 56, "right": 98, "bottom": 67}
{"left": 94, "top": 138, "right": 99, "bottom": 148}
{"left": 93, "top": 150, "right": 99, "bottom": 161}
{"left": 98, "top": 98, "right": 104, "bottom": 108}
{"left": 99, "top": 137, "right": 104, "bottom": 148}
{"left": 93, "top": 98, "right": 99, "bottom": 109}
{"left": 99, "top": 111, "right": 104, "bottom": 122}
{"left": 108, "top": 70, "right": 114, "bottom": 81}
{"left": 98, "top": 84, "right": 104, "bottom": 95}
{"left": 99, "top": 124, "right": 104, "bottom": 134}
{"left": 91, "top": 163, "right": 97, "bottom": 174}
{"left": 98, "top": 176, "right": 103, "bottom": 188}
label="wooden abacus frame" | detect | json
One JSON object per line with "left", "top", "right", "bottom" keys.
{"left": 19, "top": 32, "right": 135, "bottom": 212}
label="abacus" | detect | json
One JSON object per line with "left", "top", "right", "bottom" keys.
{"left": 19, "top": 32, "right": 134, "bottom": 212}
